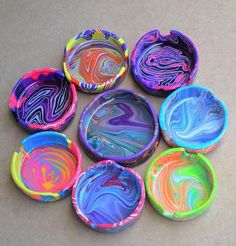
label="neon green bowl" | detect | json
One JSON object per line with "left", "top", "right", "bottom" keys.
{"left": 145, "top": 148, "right": 217, "bottom": 221}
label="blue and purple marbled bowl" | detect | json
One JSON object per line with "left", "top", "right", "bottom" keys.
{"left": 72, "top": 160, "right": 145, "bottom": 232}
{"left": 159, "top": 86, "right": 228, "bottom": 153}
{"left": 78, "top": 89, "right": 160, "bottom": 166}
{"left": 9, "top": 68, "right": 77, "bottom": 132}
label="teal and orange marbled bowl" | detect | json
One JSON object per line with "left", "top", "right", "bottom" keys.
{"left": 145, "top": 148, "right": 217, "bottom": 221}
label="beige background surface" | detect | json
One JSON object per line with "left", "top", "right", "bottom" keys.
{"left": 0, "top": 1, "right": 236, "bottom": 245}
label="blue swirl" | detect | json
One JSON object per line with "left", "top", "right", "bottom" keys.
{"left": 76, "top": 30, "right": 95, "bottom": 40}
{"left": 74, "top": 162, "right": 141, "bottom": 225}
{"left": 160, "top": 86, "right": 227, "bottom": 148}
{"left": 80, "top": 83, "right": 98, "bottom": 92}
{"left": 102, "top": 30, "right": 111, "bottom": 40}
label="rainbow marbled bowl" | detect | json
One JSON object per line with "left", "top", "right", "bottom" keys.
{"left": 131, "top": 30, "right": 199, "bottom": 96}
{"left": 78, "top": 89, "right": 160, "bottom": 166}
{"left": 63, "top": 29, "right": 129, "bottom": 93}
{"left": 159, "top": 85, "right": 228, "bottom": 153}
{"left": 9, "top": 68, "right": 77, "bottom": 132}
{"left": 145, "top": 148, "right": 217, "bottom": 221}
{"left": 11, "top": 131, "right": 82, "bottom": 202}
{"left": 72, "top": 160, "right": 145, "bottom": 232}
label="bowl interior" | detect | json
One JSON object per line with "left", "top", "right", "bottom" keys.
{"left": 18, "top": 133, "right": 78, "bottom": 193}
{"left": 81, "top": 90, "right": 155, "bottom": 159}
{"left": 132, "top": 30, "right": 197, "bottom": 89}
{"left": 74, "top": 162, "right": 142, "bottom": 225}
{"left": 11, "top": 69, "right": 74, "bottom": 127}
{"left": 147, "top": 150, "right": 214, "bottom": 214}
{"left": 162, "top": 87, "right": 226, "bottom": 146}
{"left": 65, "top": 31, "right": 127, "bottom": 85}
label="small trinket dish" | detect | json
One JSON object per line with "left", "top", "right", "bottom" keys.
{"left": 11, "top": 131, "right": 82, "bottom": 202}
{"left": 72, "top": 160, "right": 145, "bottom": 232}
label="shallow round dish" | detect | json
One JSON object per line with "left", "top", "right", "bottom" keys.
{"left": 79, "top": 89, "right": 160, "bottom": 166}
{"left": 63, "top": 29, "right": 129, "bottom": 93}
{"left": 145, "top": 148, "right": 217, "bottom": 221}
{"left": 159, "top": 85, "right": 228, "bottom": 153}
{"left": 131, "top": 30, "right": 199, "bottom": 96}
{"left": 9, "top": 68, "right": 77, "bottom": 132}
{"left": 72, "top": 160, "right": 145, "bottom": 232}
{"left": 11, "top": 131, "right": 82, "bottom": 202}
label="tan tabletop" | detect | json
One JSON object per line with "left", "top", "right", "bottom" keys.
{"left": 0, "top": 0, "right": 235, "bottom": 245}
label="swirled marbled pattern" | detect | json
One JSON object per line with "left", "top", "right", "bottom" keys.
{"left": 131, "top": 30, "right": 198, "bottom": 95}
{"left": 146, "top": 148, "right": 216, "bottom": 220}
{"left": 11, "top": 131, "right": 82, "bottom": 202}
{"left": 72, "top": 160, "right": 145, "bottom": 232}
{"left": 9, "top": 68, "right": 77, "bottom": 131}
{"left": 137, "top": 45, "right": 191, "bottom": 86}
{"left": 79, "top": 89, "right": 159, "bottom": 166}
{"left": 67, "top": 41, "right": 124, "bottom": 84}
{"left": 63, "top": 29, "right": 129, "bottom": 93}
{"left": 21, "top": 145, "right": 77, "bottom": 193}
{"left": 160, "top": 86, "right": 228, "bottom": 153}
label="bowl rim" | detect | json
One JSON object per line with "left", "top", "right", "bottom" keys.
{"left": 63, "top": 28, "right": 129, "bottom": 93}
{"left": 131, "top": 29, "right": 199, "bottom": 92}
{"left": 11, "top": 131, "right": 82, "bottom": 202}
{"left": 159, "top": 85, "right": 229, "bottom": 150}
{"left": 72, "top": 160, "right": 145, "bottom": 230}
{"left": 78, "top": 88, "right": 160, "bottom": 164}
{"left": 145, "top": 147, "right": 217, "bottom": 220}
{"left": 9, "top": 67, "right": 78, "bottom": 132}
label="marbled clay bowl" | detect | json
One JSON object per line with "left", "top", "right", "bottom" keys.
{"left": 11, "top": 131, "right": 82, "bottom": 202}
{"left": 78, "top": 89, "right": 160, "bottom": 166}
{"left": 159, "top": 86, "right": 228, "bottom": 153}
{"left": 63, "top": 29, "right": 129, "bottom": 93}
{"left": 145, "top": 148, "right": 217, "bottom": 221}
{"left": 9, "top": 68, "right": 77, "bottom": 132}
{"left": 72, "top": 160, "right": 145, "bottom": 232}
{"left": 131, "top": 30, "right": 199, "bottom": 96}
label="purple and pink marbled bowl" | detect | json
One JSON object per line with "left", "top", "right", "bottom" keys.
{"left": 131, "top": 30, "right": 199, "bottom": 96}
{"left": 9, "top": 68, "right": 77, "bottom": 132}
